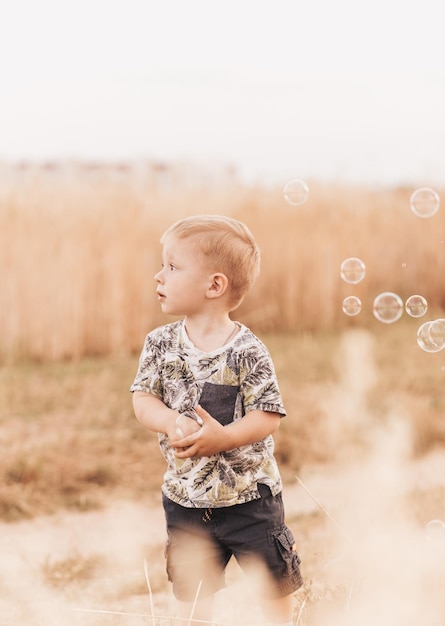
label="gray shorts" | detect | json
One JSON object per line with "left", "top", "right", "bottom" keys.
{"left": 162, "top": 484, "right": 303, "bottom": 602}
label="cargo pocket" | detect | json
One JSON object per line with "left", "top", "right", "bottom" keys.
{"left": 271, "top": 525, "right": 301, "bottom": 575}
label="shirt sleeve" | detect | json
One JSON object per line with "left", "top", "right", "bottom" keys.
{"left": 129, "top": 330, "right": 164, "bottom": 398}
{"left": 239, "top": 340, "right": 287, "bottom": 417}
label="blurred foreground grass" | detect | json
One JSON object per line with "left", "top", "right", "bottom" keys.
{"left": 1, "top": 324, "right": 445, "bottom": 522}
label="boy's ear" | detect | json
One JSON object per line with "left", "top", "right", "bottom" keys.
{"left": 207, "top": 273, "right": 229, "bottom": 298}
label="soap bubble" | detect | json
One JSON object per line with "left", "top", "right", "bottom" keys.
{"left": 373, "top": 292, "right": 403, "bottom": 323}
{"left": 283, "top": 179, "right": 309, "bottom": 206}
{"left": 342, "top": 296, "right": 362, "bottom": 316}
{"left": 405, "top": 294, "right": 428, "bottom": 318}
{"left": 340, "top": 257, "right": 366, "bottom": 284}
{"left": 429, "top": 318, "right": 445, "bottom": 349}
{"left": 410, "top": 187, "right": 440, "bottom": 218}
{"left": 425, "top": 519, "right": 445, "bottom": 542}
{"left": 416, "top": 321, "right": 443, "bottom": 353}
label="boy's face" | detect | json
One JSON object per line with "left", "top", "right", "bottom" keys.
{"left": 154, "top": 236, "right": 214, "bottom": 317}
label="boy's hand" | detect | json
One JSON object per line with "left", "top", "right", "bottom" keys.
{"left": 172, "top": 405, "right": 227, "bottom": 458}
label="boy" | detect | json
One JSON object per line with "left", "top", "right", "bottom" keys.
{"left": 131, "top": 215, "right": 302, "bottom": 625}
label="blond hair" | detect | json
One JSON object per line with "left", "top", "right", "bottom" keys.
{"left": 161, "top": 215, "right": 260, "bottom": 310}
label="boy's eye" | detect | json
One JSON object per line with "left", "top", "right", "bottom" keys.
{"left": 160, "top": 261, "right": 177, "bottom": 271}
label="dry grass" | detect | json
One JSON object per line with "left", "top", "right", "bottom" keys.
{"left": 1, "top": 164, "right": 444, "bottom": 360}
{"left": 0, "top": 355, "right": 163, "bottom": 520}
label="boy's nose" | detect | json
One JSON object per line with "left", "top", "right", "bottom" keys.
{"left": 154, "top": 267, "right": 165, "bottom": 283}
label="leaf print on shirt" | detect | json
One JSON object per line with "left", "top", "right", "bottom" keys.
{"left": 194, "top": 352, "right": 224, "bottom": 373}
{"left": 242, "top": 354, "right": 275, "bottom": 388}
{"left": 163, "top": 355, "right": 195, "bottom": 384}
{"left": 223, "top": 443, "right": 269, "bottom": 476}
{"left": 217, "top": 458, "right": 237, "bottom": 489}
{"left": 191, "top": 457, "right": 219, "bottom": 493}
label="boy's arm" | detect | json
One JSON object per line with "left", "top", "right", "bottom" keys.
{"left": 172, "top": 404, "right": 281, "bottom": 458}
{"left": 132, "top": 391, "right": 179, "bottom": 440}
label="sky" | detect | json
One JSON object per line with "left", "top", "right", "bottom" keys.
{"left": 1, "top": 0, "right": 445, "bottom": 187}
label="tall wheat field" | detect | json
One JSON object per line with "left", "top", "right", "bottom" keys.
{"left": 1, "top": 162, "right": 444, "bottom": 361}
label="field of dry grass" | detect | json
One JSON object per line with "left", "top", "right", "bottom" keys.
{"left": 1, "top": 164, "right": 445, "bottom": 360}
{"left": 1, "top": 165, "right": 445, "bottom": 624}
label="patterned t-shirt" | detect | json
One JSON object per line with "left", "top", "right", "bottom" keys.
{"left": 130, "top": 319, "right": 286, "bottom": 508}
